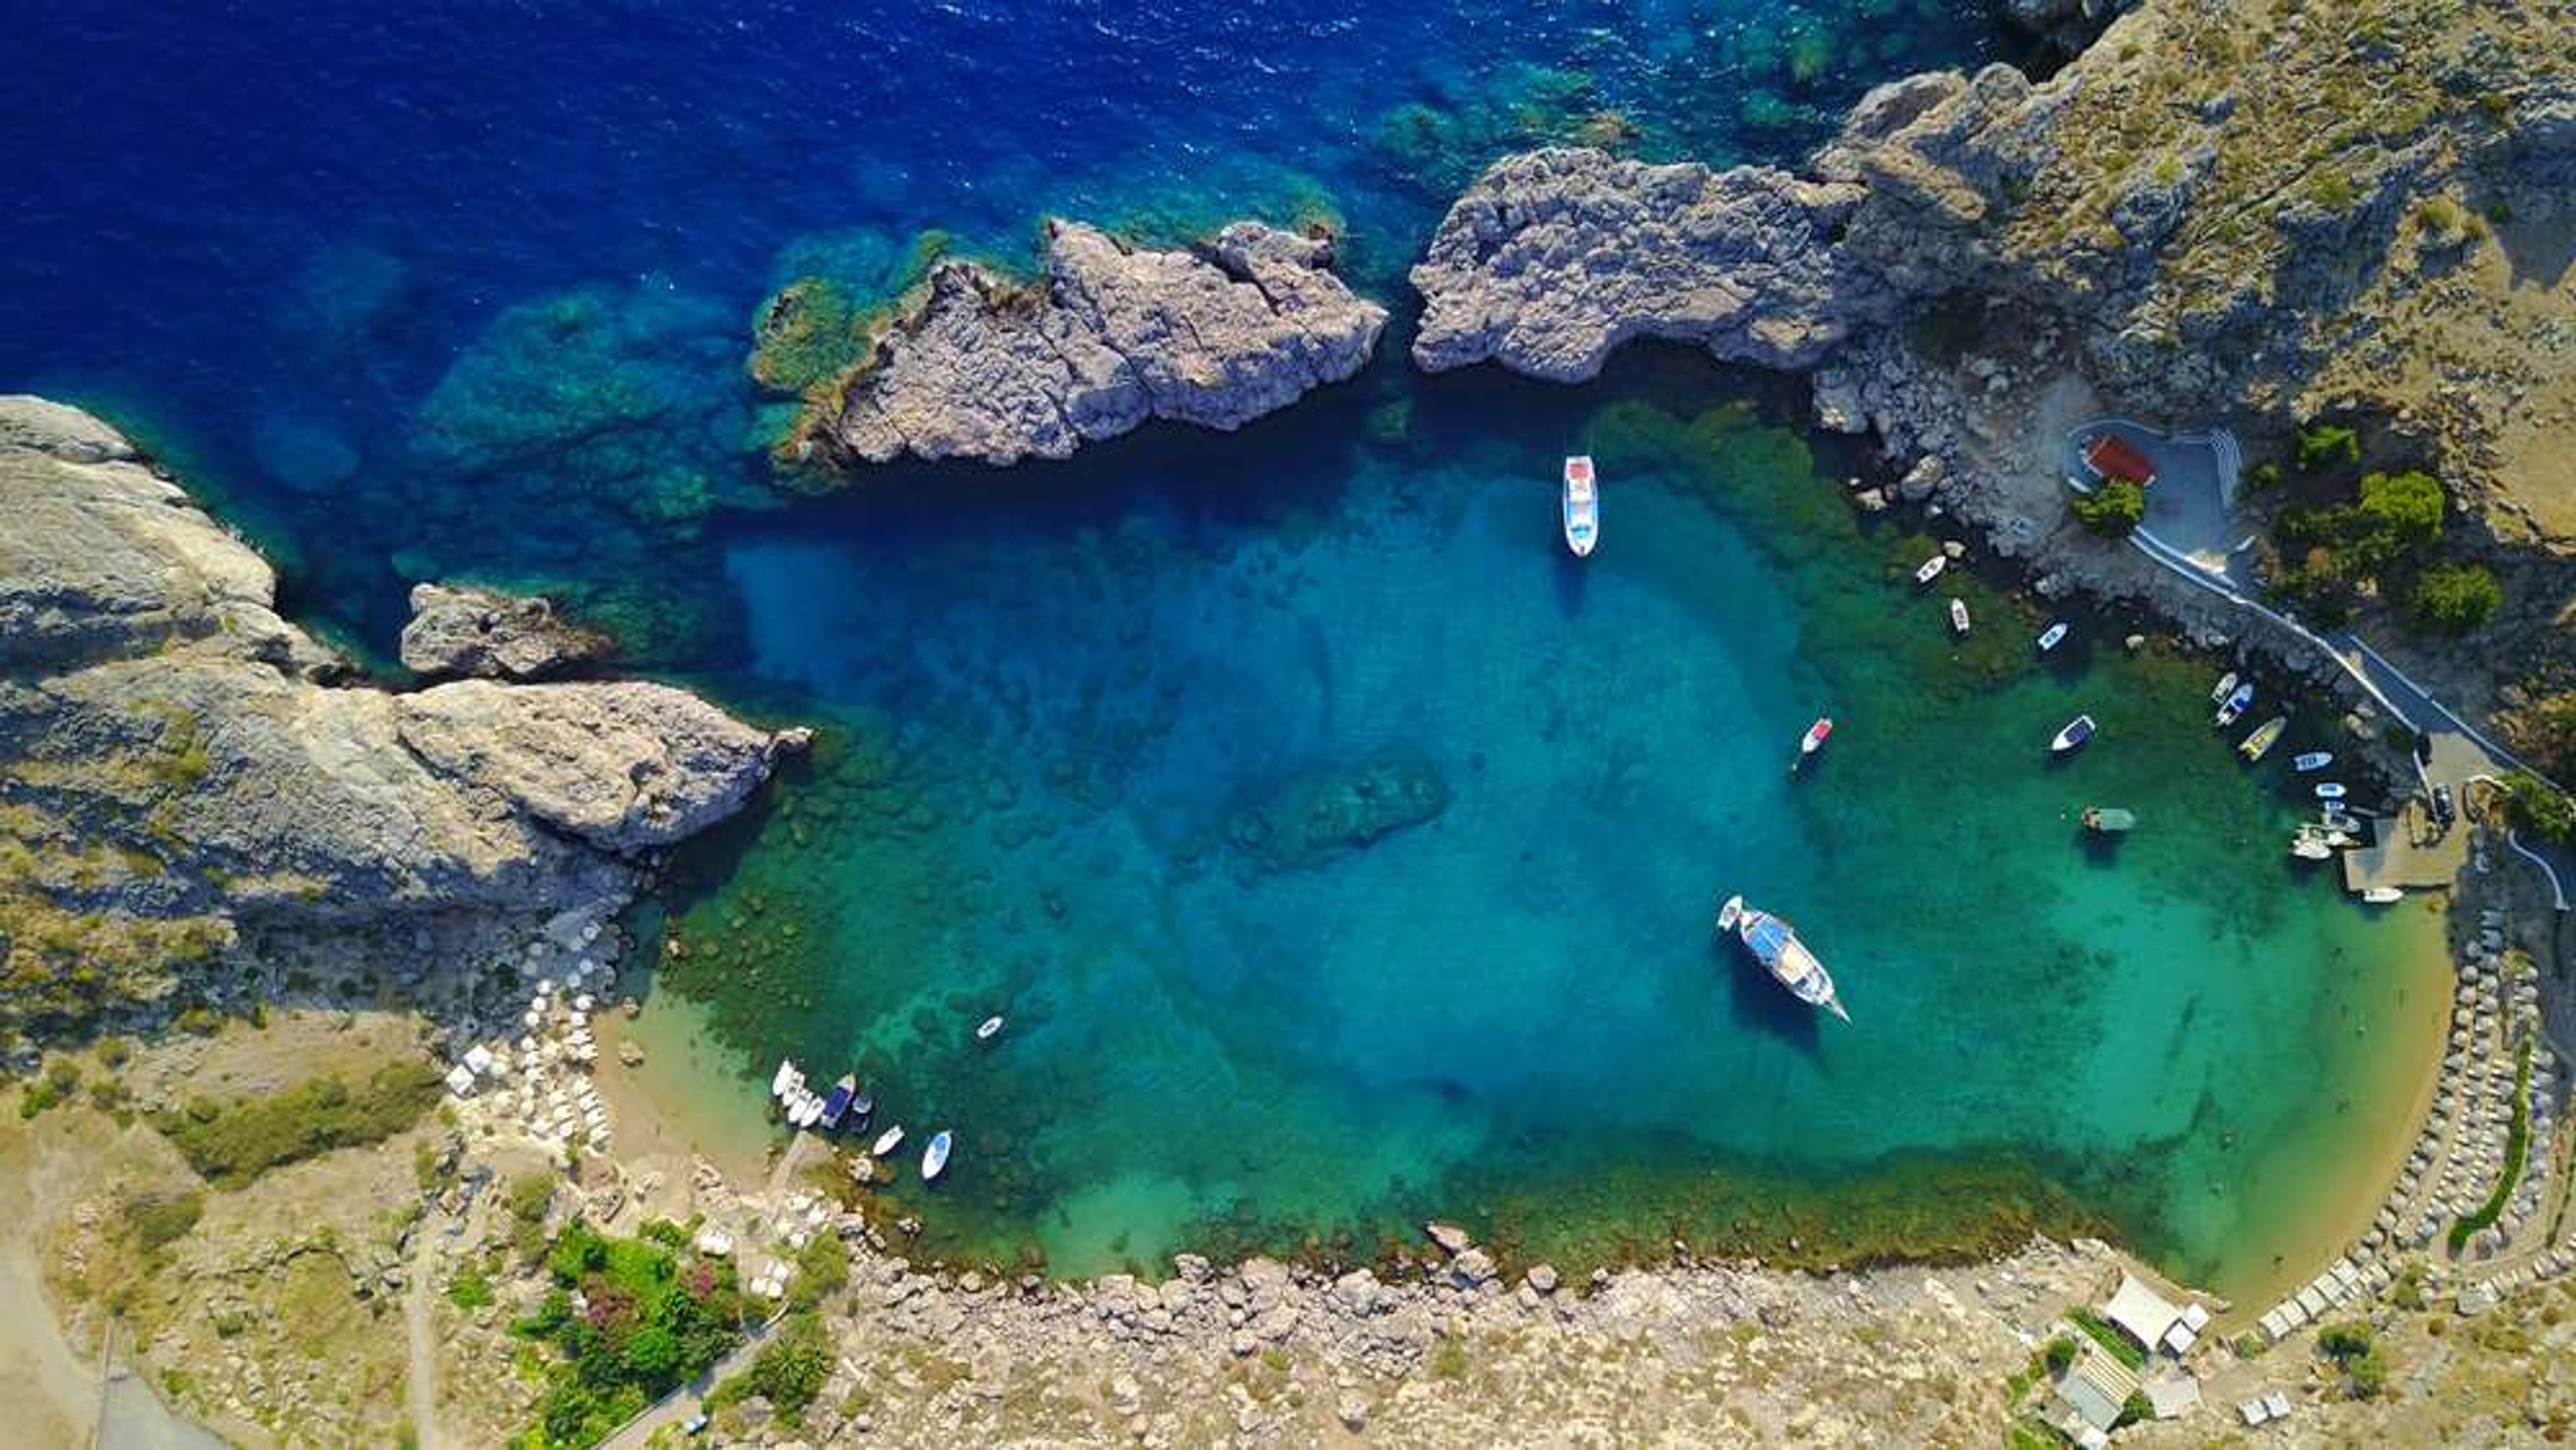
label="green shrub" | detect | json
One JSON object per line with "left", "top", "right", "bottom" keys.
{"left": 729, "top": 1311, "right": 831, "bottom": 1425}
{"left": 150, "top": 1060, "right": 443, "bottom": 1189}
{"left": 786, "top": 1231, "right": 849, "bottom": 1312}
{"left": 447, "top": 1264, "right": 496, "bottom": 1313}
{"left": 2068, "top": 1308, "right": 2146, "bottom": 1370}
{"left": 121, "top": 1190, "right": 205, "bottom": 1253}
{"left": 2451, "top": 1038, "right": 2533, "bottom": 1251}
{"left": 2357, "top": 469, "right": 2445, "bottom": 554}
{"left": 2306, "top": 168, "right": 2357, "bottom": 213}
{"left": 2408, "top": 561, "right": 2502, "bottom": 633}
{"left": 2043, "top": 1336, "right": 2078, "bottom": 1374}
{"left": 2244, "top": 460, "right": 2284, "bottom": 492}
{"left": 16, "top": 1059, "right": 81, "bottom": 1119}
{"left": 2318, "top": 1322, "right": 2373, "bottom": 1361}
{"left": 2072, "top": 480, "right": 2146, "bottom": 537}
{"left": 2501, "top": 771, "right": 2576, "bottom": 843}
{"left": 2116, "top": 1389, "right": 2154, "bottom": 1427}
{"left": 2294, "top": 422, "right": 2361, "bottom": 473}
{"left": 519, "top": 1222, "right": 746, "bottom": 1447}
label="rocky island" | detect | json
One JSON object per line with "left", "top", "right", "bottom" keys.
{"left": 776, "top": 219, "right": 1387, "bottom": 470}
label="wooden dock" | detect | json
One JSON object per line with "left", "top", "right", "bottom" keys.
{"left": 2342, "top": 801, "right": 2468, "bottom": 896}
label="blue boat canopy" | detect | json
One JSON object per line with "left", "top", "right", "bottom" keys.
{"left": 1743, "top": 915, "right": 1794, "bottom": 964}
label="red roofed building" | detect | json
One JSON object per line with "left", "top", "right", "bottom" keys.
{"left": 2082, "top": 433, "right": 2158, "bottom": 486}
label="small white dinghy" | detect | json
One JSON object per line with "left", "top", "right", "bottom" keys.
{"left": 2037, "top": 621, "right": 2069, "bottom": 653}
{"left": 1561, "top": 456, "right": 1598, "bottom": 557}
{"left": 1948, "top": 598, "right": 1971, "bottom": 635}
{"left": 871, "top": 1125, "right": 905, "bottom": 1158}
{"left": 2050, "top": 714, "right": 2096, "bottom": 754}
{"left": 2315, "top": 782, "right": 2348, "bottom": 801}
{"left": 2361, "top": 886, "right": 2404, "bottom": 904}
{"left": 921, "top": 1130, "right": 953, "bottom": 1182}
{"left": 1914, "top": 554, "right": 1947, "bottom": 586}
{"left": 2292, "top": 751, "right": 2333, "bottom": 773}
{"left": 2210, "top": 671, "right": 2239, "bottom": 704}
{"left": 975, "top": 1015, "right": 1005, "bottom": 1042}
{"left": 770, "top": 1059, "right": 802, "bottom": 1099}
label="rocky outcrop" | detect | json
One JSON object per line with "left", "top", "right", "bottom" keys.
{"left": 0, "top": 398, "right": 783, "bottom": 1042}
{"left": 1218, "top": 746, "right": 1448, "bottom": 875}
{"left": 794, "top": 220, "right": 1385, "bottom": 468}
{"left": 398, "top": 583, "right": 610, "bottom": 681}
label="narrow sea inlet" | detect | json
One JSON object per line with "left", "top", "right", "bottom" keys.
{"left": 637, "top": 356, "right": 2446, "bottom": 1306}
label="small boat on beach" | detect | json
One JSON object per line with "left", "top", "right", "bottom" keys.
{"left": 975, "top": 1015, "right": 1005, "bottom": 1043}
{"left": 2037, "top": 622, "right": 2069, "bottom": 653}
{"left": 2214, "top": 682, "right": 2255, "bottom": 728}
{"left": 921, "top": 1130, "right": 953, "bottom": 1182}
{"left": 1914, "top": 554, "right": 1947, "bottom": 586}
{"left": 2210, "top": 671, "right": 2239, "bottom": 704}
{"left": 818, "top": 1074, "right": 857, "bottom": 1131}
{"left": 1715, "top": 895, "right": 1849, "bottom": 1021}
{"left": 2081, "top": 806, "right": 2135, "bottom": 834}
{"left": 2315, "top": 782, "right": 2348, "bottom": 801}
{"left": 1948, "top": 598, "right": 1971, "bottom": 635}
{"left": 1790, "top": 716, "right": 1833, "bottom": 775}
{"left": 1561, "top": 455, "right": 1598, "bottom": 557}
{"left": 2050, "top": 715, "right": 2096, "bottom": 754}
{"left": 2238, "top": 715, "right": 2288, "bottom": 763}
{"left": 871, "top": 1125, "right": 905, "bottom": 1158}
{"left": 2361, "top": 886, "right": 2404, "bottom": 905}
{"left": 2292, "top": 751, "right": 2333, "bottom": 773}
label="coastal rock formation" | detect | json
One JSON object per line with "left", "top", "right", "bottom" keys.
{"left": 398, "top": 582, "right": 610, "bottom": 681}
{"left": 0, "top": 398, "right": 782, "bottom": 1043}
{"left": 1220, "top": 746, "right": 1448, "bottom": 875}
{"left": 794, "top": 219, "right": 1386, "bottom": 468}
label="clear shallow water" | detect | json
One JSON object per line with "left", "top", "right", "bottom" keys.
{"left": 3, "top": 3, "right": 2441, "bottom": 1302}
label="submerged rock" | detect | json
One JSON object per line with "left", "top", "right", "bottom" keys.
{"left": 0, "top": 397, "right": 783, "bottom": 1041}
{"left": 794, "top": 219, "right": 1386, "bottom": 469}
{"left": 1220, "top": 746, "right": 1448, "bottom": 875}
{"left": 399, "top": 582, "right": 611, "bottom": 681}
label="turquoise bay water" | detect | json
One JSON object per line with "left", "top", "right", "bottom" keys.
{"left": 650, "top": 358, "right": 2445, "bottom": 1300}
{"left": 1, "top": 3, "right": 2443, "bottom": 1304}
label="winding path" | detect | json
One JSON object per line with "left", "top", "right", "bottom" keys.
{"left": 404, "top": 1228, "right": 450, "bottom": 1450}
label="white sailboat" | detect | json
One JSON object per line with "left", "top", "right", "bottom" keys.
{"left": 1715, "top": 895, "right": 1849, "bottom": 1021}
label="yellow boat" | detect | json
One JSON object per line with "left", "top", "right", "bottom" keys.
{"left": 2238, "top": 714, "right": 2288, "bottom": 762}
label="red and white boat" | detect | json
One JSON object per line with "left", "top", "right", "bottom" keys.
{"left": 1562, "top": 455, "right": 1598, "bottom": 557}
{"left": 1791, "top": 717, "right": 1833, "bottom": 775}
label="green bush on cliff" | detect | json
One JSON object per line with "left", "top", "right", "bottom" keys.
{"left": 152, "top": 1060, "right": 444, "bottom": 1189}
{"left": 2357, "top": 469, "right": 2445, "bottom": 555}
{"left": 2071, "top": 479, "right": 2145, "bottom": 537}
{"left": 710, "top": 1310, "right": 830, "bottom": 1426}
{"left": 517, "top": 1221, "right": 746, "bottom": 1447}
{"left": 2293, "top": 422, "right": 2361, "bottom": 473}
{"left": 2408, "top": 561, "right": 2501, "bottom": 634}
{"left": 2500, "top": 772, "right": 2576, "bottom": 843}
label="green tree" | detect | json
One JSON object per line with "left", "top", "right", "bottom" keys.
{"left": 2501, "top": 772, "right": 2576, "bottom": 843}
{"left": 2357, "top": 469, "right": 2445, "bottom": 554}
{"left": 2072, "top": 479, "right": 2146, "bottom": 537}
{"left": 2408, "top": 561, "right": 2501, "bottom": 633}
{"left": 2294, "top": 422, "right": 2361, "bottom": 473}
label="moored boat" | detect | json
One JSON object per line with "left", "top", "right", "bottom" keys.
{"left": 2210, "top": 671, "right": 2239, "bottom": 704}
{"left": 2050, "top": 714, "right": 2096, "bottom": 754}
{"left": 2290, "top": 827, "right": 2334, "bottom": 861}
{"left": 2315, "top": 782, "right": 2347, "bottom": 801}
{"left": 1790, "top": 716, "right": 1833, "bottom": 776}
{"left": 2361, "top": 886, "right": 2404, "bottom": 904}
{"left": 2237, "top": 715, "right": 2288, "bottom": 763}
{"left": 976, "top": 1015, "right": 1005, "bottom": 1043}
{"left": 2081, "top": 805, "right": 2135, "bottom": 834}
{"left": 2214, "top": 682, "right": 2254, "bottom": 728}
{"left": 1948, "top": 598, "right": 1971, "bottom": 635}
{"left": 770, "top": 1059, "right": 802, "bottom": 1099}
{"left": 819, "top": 1074, "right": 857, "bottom": 1131}
{"left": 922, "top": 1130, "right": 953, "bottom": 1182}
{"left": 1561, "top": 455, "right": 1598, "bottom": 557}
{"left": 1914, "top": 553, "right": 1947, "bottom": 586}
{"left": 871, "top": 1125, "right": 905, "bottom": 1158}
{"left": 2292, "top": 751, "right": 2333, "bottom": 773}
{"left": 1715, "top": 895, "right": 1849, "bottom": 1021}
{"left": 2037, "top": 622, "right": 2069, "bottom": 653}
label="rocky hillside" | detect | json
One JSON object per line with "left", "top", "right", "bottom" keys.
{"left": 773, "top": 219, "right": 1386, "bottom": 470}
{"left": 0, "top": 398, "right": 786, "bottom": 1051}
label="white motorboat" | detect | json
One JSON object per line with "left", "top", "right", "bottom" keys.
{"left": 1914, "top": 554, "right": 1947, "bottom": 585}
{"left": 2290, "top": 824, "right": 2334, "bottom": 860}
{"left": 2315, "top": 782, "right": 2347, "bottom": 801}
{"left": 1790, "top": 716, "right": 1833, "bottom": 776}
{"left": 770, "top": 1059, "right": 802, "bottom": 1099}
{"left": 2050, "top": 714, "right": 2096, "bottom": 754}
{"left": 1715, "top": 895, "right": 1849, "bottom": 1021}
{"left": 2037, "top": 622, "right": 2069, "bottom": 653}
{"left": 922, "top": 1130, "right": 953, "bottom": 1182}
{"left": 1948, "top": 598, "right": 1971, "bottom": 635}
{"left": 819, "top": 1074, "right": 858, "bottom": 1131}
{"left": 2292, "top": 751, "right": 2333, "bottom": 773}
{"left": 1562, "top": 455, "right": 1598, "bottom": 557}
{"left": 2214, "top": 682, "right": 2255, "bottom": 728}
{"left": 871, "top": 1125, "right": 905, "bottom": 1158}
{"left": 2210, "top": 671, "right": 2239, "bottom": 704}
{"left": 2361, "top": 887, "right": 2404, "bottom": 905}
{"left": 975, "top": 1015, "right": 1005, "bottom": 1043}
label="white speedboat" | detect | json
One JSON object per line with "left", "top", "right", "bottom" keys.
{"left": 1948, "top": 598, "right": 1971, "bottom": 635}
{"left": 1914, "top": 554, "right": 1947, "bottom": 585}
{"left": 770, "top": 1059, "right": 802, "bottom": 1099}
{"left": 2210, "top": 671, "right": 2239, "bottom": 704}
{"left": 922, "top": 1130, "right": 953, "bottom": 1182}
{"left": 2050, "top": 715, "right": 2096, "bottom": 754}
{"left": 1790, "top": 716, "right": 1833, "bottom": 776}
{"left": 1716, "top": 895, "right": 1848, "bottom": 1021}
{"left": 2292, "top": 751, "right": 2333, "bottom": 773}
{"left": 871, "top": 1125, "right": 905, "bottom": 1158}
{"left": 975, "top": 1015, "right": 1005, "bottom": 1043}
{"left": 2037, "top": 622, "right": 2069, "bottom": 653}
{"left": 2315, "top": 782, "right": 2347, "bottom": 801}
{"left": 2361, "top": 886, "right": 2404, "bottom": 904}
{"left": 2290, "top": 824, "right": 2334, "bottom": 860}
{"left": 2214, "top": 682, "right": 2254, "bottom": 728}
{"left": 1561, "top": 455, "right": 1598, "bottom": 557}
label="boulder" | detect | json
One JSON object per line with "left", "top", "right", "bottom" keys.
{"left": 399, "top": 582, "right": 611, "bottom": 681}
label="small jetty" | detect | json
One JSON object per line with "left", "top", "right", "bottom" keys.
{"left": 2339, "top": 799, "right": 2467, "bottom": 899}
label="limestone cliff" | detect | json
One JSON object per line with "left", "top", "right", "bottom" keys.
{"left": 0, "top": 398, "right": 784, "bottom": 1046}
{"left": 782, "top": 219, "right": 1386, "bottom": 469}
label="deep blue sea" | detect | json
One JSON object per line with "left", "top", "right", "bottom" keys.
{"left": 2, "top": 3, "right": 2447, "bottom": 1303}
